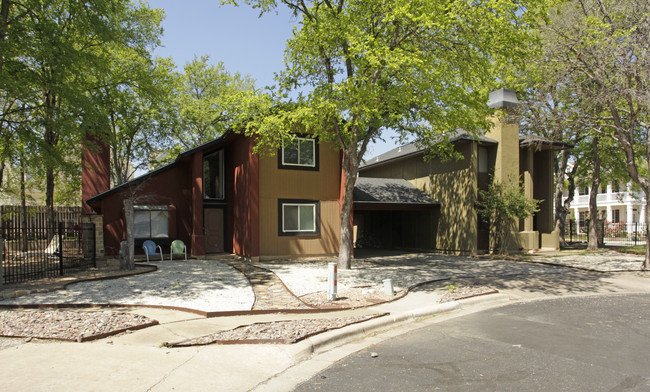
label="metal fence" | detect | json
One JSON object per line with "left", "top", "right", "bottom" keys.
{"left": 0, "top": 205, "right": 82, "bottom": 238}
{"left": 566, "top": 220, "right": 647, "bottom": 247}
{"left": 1, "top": 222, "right": 95, "bottom": 284}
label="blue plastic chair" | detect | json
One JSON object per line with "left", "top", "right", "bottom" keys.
{"left": 142, "top": 240, "right": 163, "bottom": 262}
{"left": 170, "top": 239, "right": 187, "bottom": 260}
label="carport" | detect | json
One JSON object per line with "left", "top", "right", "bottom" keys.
{"left": 353, "top": 177, "right": 440, "bottom": 250}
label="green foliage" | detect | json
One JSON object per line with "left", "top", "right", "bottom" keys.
{"left": 171, "top": 55, "right": 269, "bottom": 151}
{"left": 0, "top": 0, "right": 167, "bottom": 205}
{"left": 477, "top": 181, "right": 541, "bottom": 254}
{"left": 225, "top": 0, "right": 551, "bottom": 266}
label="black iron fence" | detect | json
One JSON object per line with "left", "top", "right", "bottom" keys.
{"left": 566, "top": 220, "right": 647, "bottom": 247}
{"left": 1, "top": 222, "right": 95, "bottom": 284}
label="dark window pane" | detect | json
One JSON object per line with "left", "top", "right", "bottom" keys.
{"left": 283, "top": 142, "right": 299, "bottom": 164}
{"left": 283, "top": 205, "right": 299, "bottom": 231}
{"left": 299, "top": 205, "right": 315, "bottom": 231}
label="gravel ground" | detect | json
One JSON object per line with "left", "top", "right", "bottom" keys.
{"left": 1, "top": 259, "right": 255, "bottom": 312}
{"left": 168, "top": 314, "right": 382, "bottom": 346}
{"left": 0, "top": 309, "right": 155, "bottom": 342}
{"left": 536, "top": 251, "right": 644, "bottom": 271}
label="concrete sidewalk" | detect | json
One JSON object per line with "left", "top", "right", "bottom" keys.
{"left": 1, "top": 251, "right": 649, "bottom": 391}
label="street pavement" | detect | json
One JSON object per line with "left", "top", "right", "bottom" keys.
{"left": 0, "top": 250, "right": 649, "bottom": 391}
{"left": 294, "top": 294, "right": 650, "bottom": 392}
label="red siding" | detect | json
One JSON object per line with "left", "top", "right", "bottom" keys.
{"left": 97, "top": 160, "right": 193, "bottom": 256}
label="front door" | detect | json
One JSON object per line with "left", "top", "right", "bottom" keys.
{"left": 204, "top": 208, "right": 224, "bottom": 253}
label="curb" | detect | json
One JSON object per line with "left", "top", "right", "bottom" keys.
{"left": 289, "top": 301, "right": 461, "bottom": 361}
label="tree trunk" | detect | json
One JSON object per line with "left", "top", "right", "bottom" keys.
{"left": 642, "top": 199, "right": 650, "bottom": 271}
{"left": 122, "top": 198, "right": 135, "bottom": 270}
{"left": 587, "top": 138, "right": 601, "bottom": 251}
{"left": 0, "top": 0, "right": 10, "bottom": 75}
{"left": 553, "top": 149, "right": 571, "bottom": 247}
{"left": 337, "top": 151, "right": 359, "bottom": 270}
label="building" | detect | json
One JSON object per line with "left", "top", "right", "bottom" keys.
{"left": 565, "top": 182, "right": 646, "bottom": 234}
{"left": 83, "top": 131, "right": 342, "bottom": 260}
{"left": 357, "top": 89, "right": 570, "bottom": 253}
{"left": 82, "top": 88, "right": 566, "bottom": 259}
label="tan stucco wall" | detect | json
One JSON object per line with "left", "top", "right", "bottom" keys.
{"left": 360, "top": 142, "right": 478, "bottom": 253}
{"left": 258, "top": 142, "right": 341, "bottom": 257}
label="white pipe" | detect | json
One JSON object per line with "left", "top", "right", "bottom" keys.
{"left": 328, "top": 262, "right": 337, "bottom": 300}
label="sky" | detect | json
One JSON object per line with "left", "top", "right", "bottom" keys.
{"left": 145, "top": 0, "right": 401, "bottom": 158}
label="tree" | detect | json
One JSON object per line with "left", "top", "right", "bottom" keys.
{"left": 172, "top": 55, "right": 261, "bottom": 151}
{"left": 541, "top": 0, "right": 650, "bottom": 268}
{"left": 226, "top": 0, "right": 549, "bottom": 268}
{"left": 1, "top": 0, "right": 165, "bottom": 218}
{"left": 477, "top": 181, "right": 541, "bottom": 254}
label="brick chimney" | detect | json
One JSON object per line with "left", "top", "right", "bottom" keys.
{"left": 81, "top": 134, "right": 110, "bottom": 214}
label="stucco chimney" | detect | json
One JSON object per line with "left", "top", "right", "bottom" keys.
{"left": 484, "top": 88, "right": 520, "bottom": 186}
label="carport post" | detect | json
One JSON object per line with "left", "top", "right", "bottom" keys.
{"left": 328, "top": 262, "right": 337, "bottom": 300}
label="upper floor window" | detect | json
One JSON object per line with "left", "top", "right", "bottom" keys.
{"left": 578, "top": 187, "right": 588, "bottom": 196}
{"left": 134, "top": 206, "right": 168, "bottom": 239}
{"left": 203, "top": 149, "right": 225, "bottom": 200}
{"left": 612, "top": 181, "right": 620, "bottom": 193}
{"left": 279, "top": 136, "right": 319, "bottom": 171}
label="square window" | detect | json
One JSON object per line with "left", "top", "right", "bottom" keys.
{"left": 279, "top": 200, "right": 320, "bottom": 236}
{"left": 133, "top": 206, "right": 169, "bottom": 239}
{"left": 279, "top": 136, "right": 319, "bottom": 170}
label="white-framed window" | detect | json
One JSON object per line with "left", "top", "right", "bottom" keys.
{"left": 134, "top": 206, "right": 168, "bottom": 238}
{"left": 280, "top": 136, "right": 318, "bottom": 170}
{"left": 278, "top": 199, "right": 320, "bottom": 236}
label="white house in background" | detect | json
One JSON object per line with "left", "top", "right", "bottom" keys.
{"left": 564, "top": 181, "right": 646, "bottom": 233}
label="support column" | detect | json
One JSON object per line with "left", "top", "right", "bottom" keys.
{"left": 606, "top": 205, "right": 613, "bottom": 222}
{"left": 641, "top": 205, "right": 646, "bottom": 225}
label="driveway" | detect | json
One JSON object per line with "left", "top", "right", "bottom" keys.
{"left": 1, "top": 259, "right": 255, "bottom": 312}
{"left": 1, "top": 250, "right": 646, "bottom": 312}
{"left": 264, "top": 250, "right": 646, "bottom": 296}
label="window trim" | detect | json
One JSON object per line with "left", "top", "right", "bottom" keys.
{"left": 278, "top": 199, "right": 321, "bottom": 236}
{"left": 278, "top": 135, "right": 320, "bottom": 171}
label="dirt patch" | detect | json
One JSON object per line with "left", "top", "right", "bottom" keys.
{"left": 0, "top": 309, "right": 157, "bottom": 342}
{"left": 438, "top": 285, "right": 498, "bottom": 303}
{"left": 299, "top": 286, "right": 406, "bottom": 308}
{"left": 166, "top": 314, "right": 386, "bottom": 346}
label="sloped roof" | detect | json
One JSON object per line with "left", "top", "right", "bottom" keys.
{"left": 353, "top": 177, "right": 439, "bottom": 206}
{"left": 86, "top": 131, "right": 235, "bottom": 205}
{"left": 519, "top": 134, "right": 573, "bottom": 150}
{"left": 360, "top": 129, "right": 497, "bottom": 169}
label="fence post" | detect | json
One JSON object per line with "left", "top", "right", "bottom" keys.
{"left": 570, "top": 220, "right": 573, "bottom": 243}
{"left": 0, "top": 237, "right": 4, "bottom": 288}
{"left": 635, "top": 222, "right": 638, "bottom": 246}
{"left": 58, "top": 222, "right": 64, "bottom": 276}
{"left": 92, "top": 222, "right": 96, "bottom": 267}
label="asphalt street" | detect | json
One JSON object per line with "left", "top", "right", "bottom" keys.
{"left": 294, "top": 294, "right": 650, "bottom": 392}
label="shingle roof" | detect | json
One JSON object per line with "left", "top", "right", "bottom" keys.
{"left": 360, "top": 129, "right": 497, "bottom": 169}
{"left": 353, "top": 177, "right": 439, "bottom": 206}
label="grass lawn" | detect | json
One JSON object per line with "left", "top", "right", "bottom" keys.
{"left": 615, "top": 245, "right": 646, "bottom": 255}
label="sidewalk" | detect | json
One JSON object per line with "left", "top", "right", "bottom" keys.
{"left": 0, "top": 250, "right": 649, "bottom": 391}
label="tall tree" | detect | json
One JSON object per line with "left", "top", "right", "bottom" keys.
{"left": 226, "top": 0, "right": 549, "bottom": 268}
{"left": 542, "top": 0, "right": 650, "bottom": 268}
{"left": 0, "top": 0, "right": 165, "bottom": 218}
{"left": 172, "top": 55, "right": 261, "bottom": 151}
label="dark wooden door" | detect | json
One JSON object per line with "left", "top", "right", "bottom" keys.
{"left": 204, "top": 208, "right": 224, "bottom": 253}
